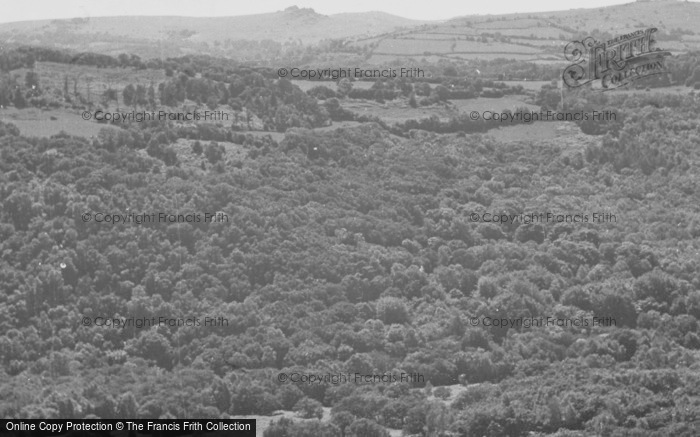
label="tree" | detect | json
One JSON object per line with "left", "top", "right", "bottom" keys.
{"left": 123, "top": 84, "right": 136, "bottom": 107}
{"left": 4, "top": 191, "right": 32, "bottom": 231}
{"left": 124, "top": 330, "right": 174, "bottom": 370}
{"left": 211, "top": 379, "right": 231, "bottom": 414}
{"left": 162, "top": 147, "right": 178, "bottom": 166}
{"left": 376, "top": 297, "right": 409, "bottom": 324}
{"left": 337, "top": 78, "right": 353, "bottom": 97}
{"left": 293, "top": 397, "right": 323, "bottom": 419}
{"left": 263, "top": 418, "right": 295, "bottom": 437}
{"left": 13, "top": 90, "right": 27, "bottom": 109}
{"left": 425, "top": 401, "right": 452, "bottom": 436}
{"left": 147, "top": 83, "right": 157, "bottom": 107}
{"left": 347, "top": 419, "right": 389, "bottom": 437}
{"left": 332, "top": 411, "right": 356, "bottom": 437}
{"left": 232, "top": 384, "right": 280, "bottom": 415}
{"left": 135, "top": 84, "right": 148, "bottom": 106}
{"left": 115, "top": 392, "right": 138, "bottom": 419}
{"left": 205, "top": 141, "right": 225, "bottom": 164}
{"left": 25, "top": 71, "right": 39, "bottom": 90}
{"left": 192, "top": 140, "right": 203, "bottom": 155}
{"left": 277, "top": 384, "right": 304, "bottom": 410}
{"left": 408, "top": 92, "right": 418, "bottom": 108}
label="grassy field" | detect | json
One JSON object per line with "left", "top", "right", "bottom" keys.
{"left": 501, "top": 80, "right": 552, "bottom": 91}
{"left": 335, "top": 92, "right": 537, "bottom": 125}
{"left": 341, "top": 99, "right": 455, "bottom": 123}
{"left": 374, "top": 38, "right": 540, "bottom": 56}
{"left": 335, "top": 90, "right": 536, "bottom": 125}
{"left": 16, "top": 62, "right": 166, "bottom": 105}
{"left": 238, "top": 130, "right": 286, "bottom": 143}
{"left": 367, "top": 54, "right": 448, "bottom": 64}
{"left": 0, "top": 107, "right": 115, "bottom": 138}
{"left": 486, "top": 120, "right": 560, "bottom": 143}
{"left": 484, "top": 28, "right": 568, "bottom": 39}
{"left": 360, "top": 2, "right": 700, "bottom": 65}
{"left": 291, "top": 80, "right": 375, "bottom": 92}
{"left": 313, "top": 120, "right": 363, "bottom": 132}
{"left": 451, "top": 95, "right": 538, "bottom": 113}
{"left": 605, "top": 85, "right": 695, "bottom": 96}
{"left": 443, "top": 53, "right": 542, "bottom": 61}
{"left": 471, "top": 18, "right": 543, "bottom": 29}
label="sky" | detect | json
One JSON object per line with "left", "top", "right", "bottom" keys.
{"left": 0, "top": 0, "right": 652, "bottom": 23}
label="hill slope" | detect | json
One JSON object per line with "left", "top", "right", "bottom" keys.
{"left": 0, "top": 6, "right": 426, "bottom": 58}
{"left": 1, "top": 2, "right": 698, "bottom": 63}
{"left": 360, "top": 1, "right": 700, "bottom": 64}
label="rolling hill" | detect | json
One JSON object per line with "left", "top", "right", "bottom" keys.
{"left": 359, "top": 0, "right": 700, "bottom": 64}
{"left": 0, "top": 6, "right": 427, "bottom": 58}
{"left": 0, "top": 2, "right": 698, "bottom": 64}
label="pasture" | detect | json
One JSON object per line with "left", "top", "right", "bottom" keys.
{"left": 451, "top": 95, "right": 538, "bottom": 113}
{"left": 16, "top": 62, "right": 165, "bottom": 105}
{"left": 0, "top": 107, "right": 114, "bottom": 138}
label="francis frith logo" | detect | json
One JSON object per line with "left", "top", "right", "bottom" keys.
{"left": 563, "top": 28, "right": 670, "bottom": 90}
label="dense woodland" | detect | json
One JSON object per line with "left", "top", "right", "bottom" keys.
{"left": 1, "top": 45, "right": 700, "bottom": 436}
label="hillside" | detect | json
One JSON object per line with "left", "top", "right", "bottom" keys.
{"left": 1, "top": 2, "right": 698, "bottom": 63}
{"left": 2, "top": 3, "right": 700, "bottom": 436}
{"left": 1, "top": 39, "right": 700, "bottom": 434}
{"left": 359, "top": 0, "right": 700, "bottom": 64}
{"left": 0, "top": 7, "right": 426, "bottom": 58}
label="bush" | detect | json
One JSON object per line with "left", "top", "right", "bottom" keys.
{"left": 293, "top": 397, "right": 323, "bottom": 419}
{"left": 433, "top": 386, "right": 451, "bottom": 399}
{"left": 191, "top": 140, "right": 203, "bottom": 155}
{"left": 376, "top": 297, "right": 409, "bottom": 324}
{"left": 204, "top": 141, "right": 225, "bottom": 164}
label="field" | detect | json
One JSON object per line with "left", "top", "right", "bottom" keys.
{"left": 237, "top": 130, "right": 286, "bottom": 143}
{"left": 486, "top": 119, "right": 563, "bottom": 143}
{"left": 501, "top": 80, "right": 551, "bottom": 91}
{"left": 18, "top": 62, "right": 165, "bottom": 103}
{"left": 0, "top": 107, "right": 114, "bottom": 138}
{"left": 341, "top": 99, "right": 453, "bottom": 124}
{"left": 358, "top": 2, "right": 700, "bottom": 64}
{"left": 450, "top": 96, "right": 538, "bottom": 113}
{"left": 608, "top": 84, "right": 696, "bottom": 96}
{"left": 290, "top": 80, "right": 375, "bottom": 92}
{"left": 373, "top": 38, "right": 542, "bottom": 56}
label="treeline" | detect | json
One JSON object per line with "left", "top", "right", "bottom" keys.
{"left": 0, "top": 49, "right": 331, "bottom": 133}
{"left": 534, "top": 85, "right": 699, "bottom": 175}
{"left": 0, "top": 46, "right": 150, "bottom": 71}
{"left": 147, "top": 74, "right": 328, "bottom": 132}
{"left": 309, "top": 78, "right": 524, "bottom": 105}
{"left": 584, "top": 93, "right": 699, "bottom": 175}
